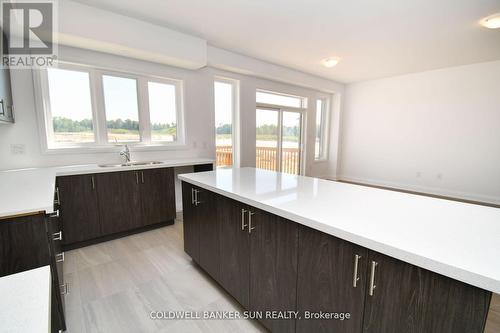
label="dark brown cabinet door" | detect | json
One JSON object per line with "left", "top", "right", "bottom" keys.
{"left": 296, "top": 226, "right": 368, "bottom": 333}
{"left": 140, "top": 168, "right": 176, "bottom": 226}
{"left": 57, "top": 174, "right": 100, "bottom": 245}
{"left": 249, "top": 211, "right": 299, "bottom": 333}
{"left": 362, "top": 251, "right": 491, "bottom": 333}
{"left": 97, "top": 171, "right": 142, "bottom": 236}
{"left": 0, "top": 214, "right": 49, "bottom": 277}
{"left": 197, "top": 189, "right": 220, "bottom": 282}
{"left": 182, "top": 181, "right": 199, "bottom": 262}
{"left": 218, "top": 195, "right": 250, "bottom": 308}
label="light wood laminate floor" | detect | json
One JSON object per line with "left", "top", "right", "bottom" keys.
{"left": 63, "top": 218, "right": 266, "bottom": 333}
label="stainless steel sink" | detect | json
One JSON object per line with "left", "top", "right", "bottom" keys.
{"left": 98, "top": 161, "right": 163, "bottom": 167}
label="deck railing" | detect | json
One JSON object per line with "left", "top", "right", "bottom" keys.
{"left": 216, "top": 145, "right": 300, "bottom": 175}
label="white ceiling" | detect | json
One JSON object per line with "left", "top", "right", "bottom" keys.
{"left": 73, "top": 0, "right": 500, "bottom": 83}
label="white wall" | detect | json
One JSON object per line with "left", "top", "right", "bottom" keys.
{"left": 0, "top": 46, "right": 343, "bottom": 179}
{"left": 340, "top": 60, "right": 500, "bottom": 204}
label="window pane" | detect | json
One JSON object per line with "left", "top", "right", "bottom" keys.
{"left": 256, "top": 90, "right": 303, "bottom": 108}
{"left": 215, "top": 81, "right": 233, "bottom": 167}
{"left": 148, "top": 81, "right": 177, "bottom": 142}
{"left": 256, "top": 109, "right": 279, "bottom": 171}
{"left": 315, "top": 99, "right": 324, "bottom": 159}
{"left": 282, "top": 111, "right": 301, "bottom": 175}
{"left": 47, "top": 68, "right": 94, "bottom": 143}
{"left": 102, "top": 75, "right": 140, "bottom": 142}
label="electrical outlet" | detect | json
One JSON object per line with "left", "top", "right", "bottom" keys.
{"left": 10, "top": 144, "right": 26, "bottom": 155}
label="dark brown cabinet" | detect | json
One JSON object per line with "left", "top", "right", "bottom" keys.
{"left": 47, "top": 215, "right": 66, "bottom": 332}
{"left": 140, "top": 168, "right": 176, "bottom": 226}
{"left": 249, "top": 211, "right": 298, "bottom": 333}
{"left": 182, "top": 181, "right": 200, "bottom": 262}
{"left": 296, "top": 226, "right": 368, "bottom": 333}
{"left": 218, "top": 195, "right": 250, "bottom": 308}
{"left": 57, "top": 174, "right": 100, "bottom": 245}
{"left": 362, "top": 250, "right": 491, "bottom": 333}
{"left": 197, "top": 188, "right": 219, "bottom": 281}
{"left": 97, "top": 171, "right": 142, "bottom": 236}
{"left": 59, "top": 167, "right": 176, "bottom": 248}
{"left": 182, "top": 181, "right": 219, "bottom": 279}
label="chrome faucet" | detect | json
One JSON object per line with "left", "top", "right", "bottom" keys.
{"left": 120, "top": 145, "right": 131, "bottom": 164}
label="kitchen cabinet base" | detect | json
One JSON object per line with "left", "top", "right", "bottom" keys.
{"left": 62, "top": 219, "right": 174, "bottom": 251}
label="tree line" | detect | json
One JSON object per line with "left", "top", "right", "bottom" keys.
{"left": 53, "top": 117, "right": 176, "bottom": 132}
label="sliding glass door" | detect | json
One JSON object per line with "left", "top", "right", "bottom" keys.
{"left": 256, "top": 108, "right": 302, "bottom": 175}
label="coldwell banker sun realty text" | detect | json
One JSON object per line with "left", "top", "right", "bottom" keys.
{"left": 1, "top": 0, "right": 57, "bottom": 68}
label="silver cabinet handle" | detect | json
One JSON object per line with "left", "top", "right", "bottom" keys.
{"left": 353, "top": 254, "right": 362, "bottom": 288}
{"left": 60, "top": 283, "right": 70, "bottom": 295}
{"left": 241, "top": 209, "right": 247, "bottom": 230}
{"left": 56, "top": 252, "right": 65, "bottom": 263}
{"left": 91, "top": 176, "right": 95, "bottom": 190}
{"left": 194, "top": 189, "right": 200, "bottom": 206}
{"left": 369, "top": 260, "right": 378, "bottom": 296}
{"left": 191, "top": 188, "right": 195, "bottom": 204}
{"left": 248, "top": 211, "right": 255, "bottom": 234}
{"left": 53, "top": 231, "right": 62, "bottom": 241}
{"left": 141, "top": 171, "right": 144, "bottom": 184}
{"left": 54, "top": 187, "right": 60, "bottom": 205}
{"left": 135, "top": 172, "right": 139, "bottom": 184}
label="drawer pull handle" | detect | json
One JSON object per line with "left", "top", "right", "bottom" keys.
{"left": 60, "top": 283, "right": 69, "bottom": 295}
{"left": 56, "top": 252, "right": 65, "bottom": 263}
{"left": 248, "top": 211, "right": 255, "bottom": 234}
{"left": 241, "top": 209, "right": 247, "bottom": 230}
{"left": 54, "top": 187, "right": 60, "bottom": 205}
{"left": 353, "top": 254, "right": 361, "bottom": 288}
{"left": 369, "top": 260, "right": 378, "bottom": 296}
{"left": 191, "top": 188, "right": 195, "bottom": 204}
{"left": 53, "top": 231, "right": 62, "bottom": 241}
{"left": 91, "top": 176, "right": 95, "bottom": 190}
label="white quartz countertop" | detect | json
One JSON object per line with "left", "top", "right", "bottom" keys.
{"left": 179, "top": 168, "right": 500, "bottom": 293}
{"left": 0, "top": 158, "right": 213, "bottom": 218}
{"left": 0, "top": 266, "right": 51, "bottom": 333}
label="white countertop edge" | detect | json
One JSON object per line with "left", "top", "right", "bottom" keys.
{"left": 54, "top": 158, "right": 214, "bottom": 177}
{"left": 178, "top": 174, "right": 500, "bottom": 294}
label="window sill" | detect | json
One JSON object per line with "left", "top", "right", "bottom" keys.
{"left": 43, "top": 142, "right": 189, "bottom": 155}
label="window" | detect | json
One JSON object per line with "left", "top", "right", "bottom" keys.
{"left": 36, "top": 62, "right": 184, "bottom": 150}
{"left": 255, "top": 90, "right": 306, "bottom": 175}
{"left": 46, "top": 67, "right": 95, "bottom": 143}
{"left": 214, "top": 80, "right": 234, "bottom": 167}
{"left": 315, "top": 98, "right": 328, "bottom": 160}
{"left": 256, "top": 90, "right": 305, "bottom": 108}
{"left": 102, "top": 75, "right": 140, "bottom": 143}
{"left": 148, "top": 81, "right": 178, "bottom": 142}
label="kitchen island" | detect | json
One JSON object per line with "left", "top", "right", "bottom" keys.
{"left": 179, "top": 167, "right": 500, "bottom": 333}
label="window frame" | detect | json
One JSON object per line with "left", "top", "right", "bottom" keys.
{"left": 314, "top": 96, "right": 330, "bottom": 161}
{"left": 33, "top": 62, "right": 186, "bottom": 153}
{"left": 214, "top": 76, "right": 239, "bottom": 168}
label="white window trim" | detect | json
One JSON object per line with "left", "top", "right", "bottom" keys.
{"left": 214, "top": 76, "right": 240, "bottom": 168}
{"left": 314, "top": 96, "right": 330, "bottom": 162}
{"left": 33, "top": 62, "right": 187, "bottom": 154}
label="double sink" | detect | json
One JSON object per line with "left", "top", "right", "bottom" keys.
{"left": 98, "top": 161, "right": 164, "bottom": 168}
